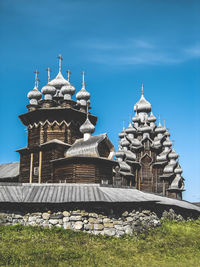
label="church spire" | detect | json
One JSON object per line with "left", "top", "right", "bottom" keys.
{"left": 141, "top": 83, "right": 144, "bottom": 96}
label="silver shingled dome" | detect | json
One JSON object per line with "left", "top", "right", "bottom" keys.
{"left": 48, "top": 72, "right": 68, "bottom": 89}
{"left": 148, "top": 112, "right": 156, "bottom": 122}
{"left": 61, "top": 83, "right": 75, "bottom": 100}
{"left": 134, "top": 94, "right": 152, "bottom": 113}
{"left": 80, "top": 117, "right": 95, "bottom": 134}
{"left": 76, "top": 87, "right": 90, "bottom": 100}
{"left": 120, "top": 137, "right": 130, "bottom": 147}
{"left": 27, "top": 85, "right": 42, "bottom": 105}
{"left": 41, "top": 84, "right": 56, "bottom": 100}
{"left": 174, "top": 164, "right": 183, "bottom": 174}
{"left": 125, "top": 122, "right": 137, "bottom": 134}
{"left": 168, "top": 149, "right": 179, "bottom": 160}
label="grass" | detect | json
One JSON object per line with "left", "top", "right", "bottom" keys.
{"left": 0, "top": 220, "right": 200, "bottom": 267}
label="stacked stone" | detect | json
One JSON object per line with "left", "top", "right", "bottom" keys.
{"left": 115, "top": 86, "right": 185, "bottom": 199}
{"left": 0, "top": 210, "right": 162, "bottom": 237}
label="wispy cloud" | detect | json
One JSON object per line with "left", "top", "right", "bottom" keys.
{"left": 185, "top": 45, "right": 200, "bottom": 58}
{"left": 77, "top": 38, "right": 200, "bottom": 66}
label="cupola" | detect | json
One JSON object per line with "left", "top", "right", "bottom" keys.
{"left": 27, "top": 70, "right": 42, "bottom": 105}
{"left": 134, "top": 84, "right": 152, "bottom": 114}
{"left": 60, "top": 70, "right": 75, "bottom": 100}
{"left": 76, "top": 72, "right": 90, "bottom": 109}
{"left": 80, "top": 106, "right": 95, "bottom": 141}
{"left": 41, "top": 68, "right": 56, "bottom": 100}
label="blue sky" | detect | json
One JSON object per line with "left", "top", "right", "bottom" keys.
{"left": 0, "top": 0, "right": 200, "bottom": 201}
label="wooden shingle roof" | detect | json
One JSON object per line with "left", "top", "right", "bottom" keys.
{"left": 0, "top": 183, "right": 199, "bottom": 213}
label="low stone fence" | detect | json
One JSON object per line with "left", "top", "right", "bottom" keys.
{"left": 0, "top": 208, "right": 186, "bottom": 237}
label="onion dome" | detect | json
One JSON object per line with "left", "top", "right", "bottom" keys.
{"left": 148, "top": 112, "right": 156, "bottom": 122}
{"left": 41, "top": 84, "right": 56, "bottom": 100}
{"left": 155, "top": 117, "right": 166, "bottom": 134}
{"left": 41, "top": 68, "right": 56, "bottom": 100}
{"left": 80, "top": 117, "right": 95, "bottom": 135}
{"left": 125, "top": 122, "right": 136, "bottom": 135}
{"left": 49, "top": 71, "right": 68, "bottom": 89}
{"left": 163, "top": 137, "right": 172, "bottom": 147}
{"left": 155, "top": 124, "right": 166, "bottom": 134}
{"left": 27, "top": 85, "right": 42, "bottom": 105}
{"left": 76, "top": 72, "right": 90, "bottom": 106}
{"left": 76, "top": 87, "right": 90, "bottom": 101}
{"left": 48, "top": 55, "right": 68, "bottom": 89}
{"left": 120, "top": 137, "right": 130, "bottom": 148}
{"left": 61, "top": 83, "right": 75, "bottom": 100}
{"left": 27, "top": 71, "right": 42, "bottom": 105}
{"left": 139, "top": 122, "right": 151, "bottom": 133}
{"left": 134, "top": 84, "right": 152, "bottom": 113}
{"left": 168, "top": 149, "right": 179, "bottom": 160}
{"left": 174, "top": 164, "right": 183, "bottom": 174}
{"left": 132, "top": 112, "right": 140, "bottom": 123}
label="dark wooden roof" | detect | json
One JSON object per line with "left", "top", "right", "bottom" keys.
{"left": 0, "top": 183, "right": 199, "bottom": 212}
{"left": 19, "top": 107, "right": 97, "bottom": 126}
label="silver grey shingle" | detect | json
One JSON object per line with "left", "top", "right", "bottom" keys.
{"left": 0, "top": 162, "right": 19, "bottom": 179}
{"left": 0, "top": 183, "right": 199, "bottom": 212}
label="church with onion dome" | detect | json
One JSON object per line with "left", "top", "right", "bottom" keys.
{"left": 115, "top": 84, "right": 185, "bottom": 200}
{"left": 0, "top": 55, "right": 184, "bottom": 200}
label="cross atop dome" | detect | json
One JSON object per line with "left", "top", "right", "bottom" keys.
{"left": 33, "top": 70, "right": 39, "bottom": 88}
{"left": 82, "top": 71, "right": 85, "bottom": 87}
{"left": 141, "top": 83, "right": 144, "bottom": 95}
{"left": 57, "top": 54, "right": 63, "bottom": 73}
{"left": 45, "top": 68, "right": 51, "bottom": 83}
{"left": 66, "top": 70, "right": 71, "bottom": 82}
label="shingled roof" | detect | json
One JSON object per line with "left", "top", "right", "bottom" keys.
{"left": 0, "top": 162, "right": 19, "bottom": 181}
{"left": 0, "top": 183, "right": 199, "bottom": 213}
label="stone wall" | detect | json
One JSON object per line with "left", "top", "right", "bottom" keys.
{"left": 0, "top": 208, "right": 185, "bottom": 237}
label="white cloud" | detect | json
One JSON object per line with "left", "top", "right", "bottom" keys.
{"left": 78, "top": 38, "right": 200, "bottom": 66}
{"left": 185, "top": 45, "right": 200, "bottom": 58}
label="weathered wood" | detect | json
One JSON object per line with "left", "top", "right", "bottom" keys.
{"left": 29, "top": 153, "right": 33, "bottom": 183}
{"left": 38, "top": 151, "right": 42, "bottom": 184}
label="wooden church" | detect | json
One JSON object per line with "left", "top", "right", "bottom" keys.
{"left": 115, "top": 85, "right": 185, "bottom": 200}
{"left": 10, "top": 55, "right": 184, "bottom": 199}
{"left": 16, "top": 56, "right": 116, "bottom": 185}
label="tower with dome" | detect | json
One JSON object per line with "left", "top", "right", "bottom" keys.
{"left": 115, "top": 84, "right": 185, "bottom": 199}
{"left": 16, "top": 55, "right": 116, "bottom": 184}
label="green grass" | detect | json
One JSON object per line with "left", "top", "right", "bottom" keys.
{"left": 0, "top": 220, "right": 200, "bottom": 267}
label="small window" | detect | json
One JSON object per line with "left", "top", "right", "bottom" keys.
{"left": 34, "top": 167, "right": 39, "bottom": 176}
{"left": 102, "top": 179, "right": 108, "bottom": 185}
